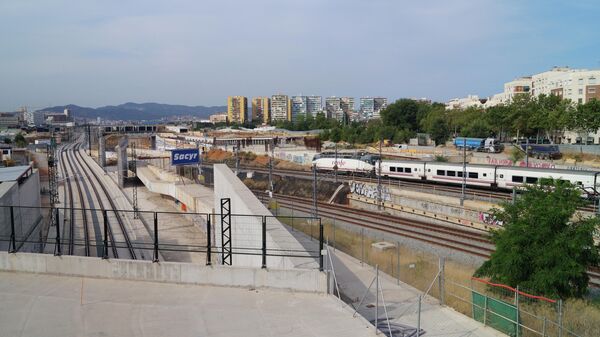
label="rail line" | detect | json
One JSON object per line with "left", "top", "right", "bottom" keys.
{"left": 73, "top": 142, "right": 137, "bottom": 259}
{"left": 58, "top": 145, "right": 76, "bottom": 255}
{"left": 62, "top": 143, "right": 90, "bottom": 256}
{"left": 260, "top": 192, "right": 494, "bottom": 258}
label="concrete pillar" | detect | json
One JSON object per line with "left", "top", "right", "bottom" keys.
{"left": 98, "top": 134, "right": 106, "bottom": 167}
{"left": 151, "top": 135, "right": 157, "bottom": 150}
{"left": 115, "top": 136, "right": 128, "bottom": 188}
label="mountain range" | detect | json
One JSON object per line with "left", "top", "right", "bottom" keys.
{"left": 40, "top": 102, "right": 226, "bottom": 121}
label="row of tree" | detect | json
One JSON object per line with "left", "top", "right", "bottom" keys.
{"left": 278, "top": 95, "right": 600, "bottom": 145}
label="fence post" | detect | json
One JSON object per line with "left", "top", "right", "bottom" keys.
{"left": 102, "top": 210, "right": 108, "bottom": 259}
{"left": 417, "top": 295, "right": 422, "bottom": 335}
{"left": 396, "top": 242, "right": 400, "bottom": 285}
{"left": 361, "top": 228, "right": 365, "bottom": 265}
{"left": 375, "top": 265, "right": 379, "bottom": 335}
{"left": 484, "top": 295, "right": 488, "bottom": 326}
{"left": 54, "top": 208, "right": 61, "bottom": 256}
{"left": 557, "top": 299, "right": 563, "bottom": 337}
{"left": 542, "top": 317, "right": 546, "bottom": 337}
{"left": 153, "top": 212, "right": 159, "bottom": 262}
{"left": 206, "top": 214, "right": 212, "bottom": 266}
{"left": 9, "top": 206, "right": 16, "bottom": 253}
{"left": 439, "top": 256, "right": 445, "bottom": 305}
{"left": 319, "top": 218, "right": 324, "bottom": 271}
{"left": 261, "top": 216, "right": 267, "bottom": 269}
{"left": 515, "top": 285, "right": 520, "bottom": 337}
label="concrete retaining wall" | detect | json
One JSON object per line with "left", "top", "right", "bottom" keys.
{"left": 0, "top": 252, "right": 326, "bottom": 293}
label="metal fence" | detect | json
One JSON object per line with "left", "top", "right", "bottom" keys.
{"left": 268, "top": 201, "right": 594, "bottom": 337}
{"left": 0, "top": 205, "right": 323, "bottom": 271}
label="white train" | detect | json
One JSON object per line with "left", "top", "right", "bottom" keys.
{"left": 376, "top": 160, "right": 600, "bottom": 195}
{"left": 312, "top": 154, "right": 600, "bottom": 195}
{"left": 312, "top": 151, "right": 379, "bottom": 175}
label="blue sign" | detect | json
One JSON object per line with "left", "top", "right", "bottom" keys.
{"left": 171, "top": 148, "right": 200, "bottom": 166}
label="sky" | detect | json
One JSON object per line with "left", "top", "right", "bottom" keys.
{"left": 1, "top": 0, "right": 599, "bottom": 111}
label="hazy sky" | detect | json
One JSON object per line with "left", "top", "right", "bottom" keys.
{"left": 1, "top": 0, "right": 599, "bottom": 110}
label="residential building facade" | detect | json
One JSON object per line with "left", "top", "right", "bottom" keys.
{"left": 373, "top": 97, "right": 388, "bottom": 119}
{"left": 227, "top": 96, "right": 248, "bottom": 124}
{"left": 271, "top": 94, "right": 291, "bottom": 122}
{"left": 291, "top": 96, "right": 308, "bottom": 121}
{"left": 251, "top": 97, "right": 270, "bottom": 124}
{"left": 360, "top": 97, "right": 374, "bottom": 119}
{"left": 325, "top": 97, "right": 343, "bottom": 121}
{"left": 306, "top": 96, "right": 322, "bottom": 116}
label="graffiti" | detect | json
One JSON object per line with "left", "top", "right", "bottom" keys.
{"left": 350, "top": 182, "right": 392, "bottom": 202}
{"left": 478, "top": 212, "right": 503, "bottom": 226}
{"left": 486, "top": 158, "right": 555, "bottom": 169}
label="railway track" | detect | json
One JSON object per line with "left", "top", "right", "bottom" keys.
{"left": 258, "top": 192, "right": 600, "bottom": 287}
{"left": 260, "top": 192, "right": 494, "bottom": 258}
{"left": 57, "top": 138, "right": 137, "bottom": 259}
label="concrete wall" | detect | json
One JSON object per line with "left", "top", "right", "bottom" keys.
{"left": 213, "top": 164, "right": 317, "bottom": 269}
{"left": 0, "top": 170, "right": 42, "bottom": 243}
{"left": 0, "top": 252, "right": 326, "bottom": 293}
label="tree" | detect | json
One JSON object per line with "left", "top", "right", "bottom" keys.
{"left": 508, "top": 147, "right": 524, "bottom": 163}
{"left": 14, "top": 133, "right": 27, "bottom": 148}
{"left": 475, "top": 179, "right": 599, "bottom": 299}
{"left": 380, "top": 99, "right": 420, "bottom": 130}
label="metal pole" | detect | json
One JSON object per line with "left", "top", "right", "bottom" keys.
{"left": 484, "top": 295, "right": 488, "bottom": 325}
{"left": 54, "top": 208, "right": 61, "bottom": 256}
{"left": 153, "top": 212, "right": 159, "bottom": 262}
{"left": 319, "top": 218, "right": 324, "bottom": 271}
{"left": 558, "top": 299, "right": 563, "bottom": 337}
{"left": 206, "top": 214, "right": 212, "bottom": 265}
{"left": 377, "top": 138, "right": 382, "bottom": 210}
{"left": 261, "top": 216, "right": 267, "bottom": 269}
{"left": 375, "top": 265, "right": 379, "bottom": 335}
{"left": 461, "top": 138, "right": 466, "bottom": 206}
{"left": 516, "top": 285, "right": 520, "bottom": 337}
{"left": 102, "top": 210, "right": 108, "bottom": 259}
{"left": 542, "top": 317, "right": 546, "bottom": 337}
{"left": 312, "top": 164, "right": 318, "bottom": 219}
{"left": 361, "top": 228, "right": 365, "bottom": 265}
{"left": 417, "top": 295, "right": 422, "bottom": 335}
{"left": 525, "top": 138, "right": 529, "bottom": 167}
{"left": 334, "top": 143, "right": 338, "bottom": 183}
{"left": 439, "top": 256, "right": 445, "bottom": 305}
{"left": 396, "top": 242, "right": 400, "bottom": 285}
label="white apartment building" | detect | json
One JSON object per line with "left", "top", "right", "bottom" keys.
{"left": 360, "top": 97, "right": 375, "bottom": 119}
{"left": 372, "top": 97, "right": 388, "bottom": 119}
{"left": 306, "top": 96, "right": 322, "bottom": 116}
{"left": 446, "top": 95, "right": 484, "bottom": 110}
{"left": 271, "top": 94, "right": 290, "bottom": 122}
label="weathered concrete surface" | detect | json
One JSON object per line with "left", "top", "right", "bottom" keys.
{"left": 137, "top": 165, "right": 213, "bottom": 213}
{"left": 213, "top": 164, "right": 319, "bottom": 270}
{"left": 0, "top": 270, "right": 375, "bottom": 337}
{"left": 0, "top": 252, "right": 326, "bottom": 293}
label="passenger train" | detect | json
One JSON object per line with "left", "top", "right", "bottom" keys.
{"left": 312, "top": 153, "right": 600, "bottom": 195}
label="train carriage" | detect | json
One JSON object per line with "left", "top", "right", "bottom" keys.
{"left": 424, "top": 162, "right": 497, "bottom": 188}
{"left": 495, "top": 166, "right": 600, "bottom": 194}
{"left": 376, "top": 160, "right": 423, "bottom": 180}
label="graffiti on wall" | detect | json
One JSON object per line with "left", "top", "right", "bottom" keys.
{"left": 486, "top": 158, "right": 556, "bottom": 169}
{"left": 350, "top": 182, "right": 392, "bottom": 202}
{"left": 478, "top": 212, "right": 503, "bottom": 226}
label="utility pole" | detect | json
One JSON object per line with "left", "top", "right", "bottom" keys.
{"left": 268, "top": 140, "right": 274, "bottom": 194}
{"left": 333, "top": 143, "right": 338, "bottom": 183}
{"left": 460, "top": 138, "right": 466, "bottom": 206}
{"left": 235, "top": 141, "right": 240, "bottom": 175}
{"left": 131, "top": 142, "right": 139, "bottom": 219}
{"left": 377, "top": 138, "right": 383, "bottom": 209}
{"left": 525, "top": 138, "right": 529, "bottom": 167}
{"left": 312, "top": 164, "right": 318, "bottom": 218}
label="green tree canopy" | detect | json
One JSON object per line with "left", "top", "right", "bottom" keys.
{"left": 14, "top": 133, "right": 27, "bottom": 148}
{"left": 475, "top": 179, "right": 600, "bottom": 299}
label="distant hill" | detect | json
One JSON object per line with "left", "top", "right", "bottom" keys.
{"left": 40, "top": 102, "right": 226, "bottom": 121}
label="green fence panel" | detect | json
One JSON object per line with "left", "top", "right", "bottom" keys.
{"left": 472, "top": 291, "right": 518, "bottom": 336}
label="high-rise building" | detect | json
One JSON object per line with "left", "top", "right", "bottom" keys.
{"left": 252, "top": 97, "right": 270, "bottom": 124}
{"left": 325, "top": 97, "right": 342, "bottom": 120}
{"left": 306, "top": 96, "right": 323, "bottom": 116}
{"left": 373, "top": 97, "right": 388, "bottom": 119}
{"left": 227, "top": 96, "right": 248, "bottom": 124}
{"left": 340, "top": 97, "right": 355, "bottom": 122}
{"left": 291, "top": 96, "right": 308, "bottom": 121}
{"left": 360, "top": 97, "right": 375, "bottom": 119}
{"left": 271, "top": 94, "right": 291, "bottom": 122}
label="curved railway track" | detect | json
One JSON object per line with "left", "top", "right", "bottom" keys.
{"left": 72, "top": 142, "right": 137, "bottom": 260}
{"left": 57, "top": 138, "right": 137, "bottom": 259}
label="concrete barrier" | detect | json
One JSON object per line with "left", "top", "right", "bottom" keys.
{"left": 0, "top": 252, "right": 327, "bottom": 293}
